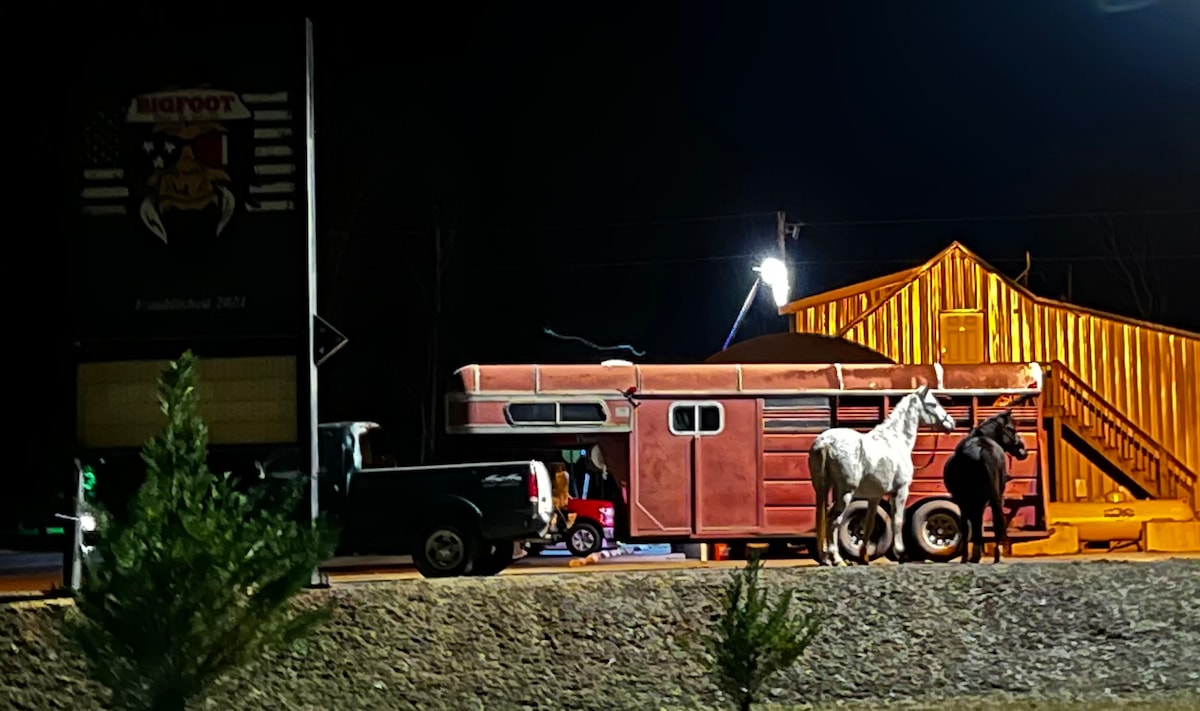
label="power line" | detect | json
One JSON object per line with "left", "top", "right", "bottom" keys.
{"left": 340, "top": 206, "right": 1200, "bottom": 236}
{"left": 466, "top": 251, "right": 1200, "bottom": 272}
{"left": 797, "top": 207, "right": 1200, "bottom": 228}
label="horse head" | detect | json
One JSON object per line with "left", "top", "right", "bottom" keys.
{"left": 914, "top": 384, "right": 955, "bottom": 433}
{"left": 975, "top": 409, "right": 1028, "bottom": 460}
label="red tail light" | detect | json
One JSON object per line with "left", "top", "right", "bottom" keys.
{"left": 527, "top": 468, "right": 539, "bottom": 500}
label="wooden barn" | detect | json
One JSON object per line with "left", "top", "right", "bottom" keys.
{"left": 779, "top": 241, "right": 1199, "bottom": 520}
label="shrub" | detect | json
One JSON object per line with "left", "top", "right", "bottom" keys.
{"left": 63, "top": 351, "right": 338, "bottom": 711}
{"left": 705, "top": 554, "right": 822, "bottom": 711}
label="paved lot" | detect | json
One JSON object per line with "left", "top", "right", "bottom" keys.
{"left": 6, "top": 546, "right": 1197, "bottom": 599}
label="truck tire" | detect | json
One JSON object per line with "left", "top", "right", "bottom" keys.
{"left": 412, "top": 522, "right": 478, "bottom": 578}
{"left": 836, "top": 501, "right": 894, "bottom": 563}
{"left": 565, "top": 520, "right": 604, "bottom": 557}
{"left": 906, "top": 499, "right": 963, "bottom": 562}
{"left": 472, "top": 541, "right": 516, "bottom": 576}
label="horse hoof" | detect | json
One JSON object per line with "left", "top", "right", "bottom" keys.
{"left": 834, "top": 560, "right": 848, "bottom": 568}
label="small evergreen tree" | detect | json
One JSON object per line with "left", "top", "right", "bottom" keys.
{"left": 705, "top": 554, "right": 822, "bottom": 711}
{"left": 64, "top": 351, "right": 338, "bottom": 711}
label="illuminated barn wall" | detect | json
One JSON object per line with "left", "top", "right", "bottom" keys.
{"left": 782, "top": 242, "right": 1200, "bottom": 504}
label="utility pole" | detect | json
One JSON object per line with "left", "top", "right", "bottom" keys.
{"left": 776, "top": 210, "right": 803, "bottom": 260}
{"left": 776, "top": 211, "right": 787, "bottom": 261}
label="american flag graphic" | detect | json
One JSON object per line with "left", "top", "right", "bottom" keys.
{"left": 78, "top": 89, "right": 299, "bottom": 219}
{"left": 243, "top": 91, "right": 297, "bottom": 212}
{"left": 80, "top": 107, "right": 130, "bottom": 217}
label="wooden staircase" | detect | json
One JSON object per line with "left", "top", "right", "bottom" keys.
{"left": 1044, "top": 361, "right": 1197, "bottom": 514}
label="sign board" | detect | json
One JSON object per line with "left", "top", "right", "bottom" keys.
{"left": 69, "top": 22, "right": 314, "bottom": 345}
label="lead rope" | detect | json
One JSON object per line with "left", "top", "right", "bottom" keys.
{"left": 914, "top": 426, "right": 940, "bottom": 472}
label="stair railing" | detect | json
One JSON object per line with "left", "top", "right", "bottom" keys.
{"left": 1044, "top": 361, "right": 1196, "bottom": 512}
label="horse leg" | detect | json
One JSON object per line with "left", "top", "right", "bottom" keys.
{"left": 988, "top": 489, "right": 1008, "bottom": 565}
{"left": 859, "top": 498, "right": 879, "bottom": 566}
{"left": 891, "top": 484, "right": 910, "bottom": 562}
{"left": 968, "top": 505, "right": 985, "bottom": 564}
{"left": 829, "top": 490, "right": 854, "bottom": 567}
{"left": 958, "top": 501, "right": 974, "bottom": 565}
{"left": 813, "top": 480, "right": 829, "bottom": 565}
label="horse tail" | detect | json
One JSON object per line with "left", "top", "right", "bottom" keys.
{"left": 810, "top": 443, "right": 829, "bottom": 560}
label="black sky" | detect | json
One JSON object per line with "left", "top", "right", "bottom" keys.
{"left": 14, "top": 0, "right": 1200, "bottom": 467}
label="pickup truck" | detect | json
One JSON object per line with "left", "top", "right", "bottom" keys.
{"left": 263, "top": 421, "right": 554, "bottom": 578}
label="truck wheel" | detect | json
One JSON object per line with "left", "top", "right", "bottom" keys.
{"left": 566, "top": 520, "right": 604, "bottom": 557}
{"left": 471, "top": 541, "right": 515, "bottom": 576}
{"left": 836, "top": 501, "right": 894, "bottom": 563}
{"left": 906, "top": 499, "right": 963, "bottom": 562}
{"left": 412, "top": 522, "right": 478, "bottom": 578}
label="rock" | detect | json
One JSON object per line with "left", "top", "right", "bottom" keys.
{"left": 1, "top": 561, "right": 1199, "bottom": 709}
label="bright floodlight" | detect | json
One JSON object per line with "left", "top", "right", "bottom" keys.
{"left": 755, "top": 257, "right": 790, "bottom": 307}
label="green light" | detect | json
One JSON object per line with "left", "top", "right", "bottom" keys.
{"left": 82, "top": 465, "right": 97, "bottom": 494}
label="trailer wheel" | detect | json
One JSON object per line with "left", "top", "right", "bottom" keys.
{"left": 906, "top": 499, "right": 963, "bottom": 562}
{"left": 566, "top": 520, "right": 604, "bottom": 557}
{"left": 412, "top": 522, "right": 478, "bottom": 578}
{"left": 471, "top": 540, "right": 515, "bottom": 576}
{"left": 836, "top": 501, "right": 894, "bottom": 563}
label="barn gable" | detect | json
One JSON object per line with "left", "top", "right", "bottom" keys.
{"left": 780, "top": 241, "right": 1200, "bottom": 515}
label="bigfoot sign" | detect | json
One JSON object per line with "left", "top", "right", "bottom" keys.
{"left": 70, "top": 23, "right": 311, "bottom": 343}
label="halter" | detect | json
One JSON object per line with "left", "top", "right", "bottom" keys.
{"left": 911, "top": 392, "right": 946, "bottom": 472}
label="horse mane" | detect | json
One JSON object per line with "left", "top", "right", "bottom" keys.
{"left": 878, "top": 391, "right": 921, "bottom": 430}
{"left": 969, "top": 411, "right": 1012, "bottom": 439}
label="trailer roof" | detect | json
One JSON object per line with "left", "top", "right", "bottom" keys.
{"left": 452, "top": 362, "right": 1042, "bottom": 396}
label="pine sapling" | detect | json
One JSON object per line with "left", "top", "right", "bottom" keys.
{"left": 705, "top": 554, "right": 822, "bottom": 711}
{"left": 63, "top": 351, "right": 338, "bottom": 711}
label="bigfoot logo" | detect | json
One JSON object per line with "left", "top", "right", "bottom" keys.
{"left": 126, "top": 88, "right": 250, "bottom": 244}
{"left": 79, "top": 86, "right": 298, "bottom": 247}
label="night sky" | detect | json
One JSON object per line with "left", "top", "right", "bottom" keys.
{"left": 15, "top": 1, "right": 1200, "bottom": 481}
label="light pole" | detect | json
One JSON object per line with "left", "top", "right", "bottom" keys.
{"left": 722, "top": 257, "right": 791, "bottom": 351}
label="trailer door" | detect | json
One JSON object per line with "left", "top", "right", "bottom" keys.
{"left": 630, "top": 400, "right": 694, "bottom": 536}
{"left": 682, "top": 399, "right": 760, "bottom": 534}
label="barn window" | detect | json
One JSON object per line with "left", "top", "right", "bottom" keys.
{"left": 506, "top": 401, "right": 607, "bottom": 426}
{"left": 669, "top": 402, "right": 724, "bottom": 436}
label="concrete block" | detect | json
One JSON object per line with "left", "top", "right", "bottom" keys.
{"left": 1143, "top": 521, "right": 1200, "bottom": 553}
{"left": 1009, "top": 525, "right": 1081, "bottom": 557}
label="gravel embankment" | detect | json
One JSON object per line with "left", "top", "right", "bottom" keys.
{"left": 3, "top": 560, "right": 1199, "bottom": 710}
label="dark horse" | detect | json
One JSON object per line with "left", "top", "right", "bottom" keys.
{"left": 942, "top": 410, "right": 1029, "bottom": 564}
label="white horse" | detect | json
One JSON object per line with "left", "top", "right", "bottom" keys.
{"left": 810, "top": 385, "right": 956, "bottom": 566}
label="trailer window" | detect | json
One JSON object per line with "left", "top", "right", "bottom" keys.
{"left": 507, "top": 401, "right": 608, "bottom": 425}
{"left": 669, "top": 402, "right": 724, "bottom": 435}
{"left": 559, "top": 402, "right": 607, "bottom": 423}
{"left": 507, "top": 403, "right": 557, "bottom": 424}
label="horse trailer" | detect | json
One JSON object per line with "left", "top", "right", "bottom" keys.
{"left": 445, "top": 361, "right": 1050, "bottom": 561}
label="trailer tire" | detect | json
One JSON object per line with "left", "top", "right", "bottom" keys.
{"left": 412, "top": 521, "right": 478, "bottom": 578}
{"left": 906, "top": 499, "right": 963, "bottom": 562}
{"left": 836, "top": 501, "right": 894, "bottom": 563}
{"left": 565, "top": 520, "right": 604, "bottom": 557}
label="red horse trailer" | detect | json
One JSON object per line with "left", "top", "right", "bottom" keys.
{"left": 445, "top": 361, "right": 1048, "bottom": 560}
